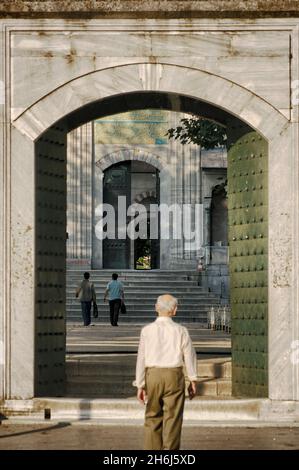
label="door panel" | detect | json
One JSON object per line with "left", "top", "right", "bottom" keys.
{"left": 35, "top": 125, "right": 67, "bottom": 397}
{"left": 227, "top": 125, "right": 268, "bottom": 398}
{"left": 103, "top": 162, "right": 131, "bottom": 268}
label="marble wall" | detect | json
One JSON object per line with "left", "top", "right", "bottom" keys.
{"left": 67, "top": 123, "right": 93, "bottom": 268}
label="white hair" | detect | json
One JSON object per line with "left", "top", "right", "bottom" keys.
{"left": 156, "top": 295, "right": 178, "bottom": 313}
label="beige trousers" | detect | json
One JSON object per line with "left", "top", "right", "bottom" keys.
{"left": 144, "top": 367, "right": 185, "bottom": 450}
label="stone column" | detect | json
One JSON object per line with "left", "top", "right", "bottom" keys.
{"left": 183, "top": 144, "right": 202, "bottom": 262}
{"left": 268, "top": 123, "right": 299, "bottom": 401}
{"left": 66, "top": 123, "right": 93, "bottom": 269}
{"left": 169, "top": 114, "right": 184, "bottom": 265}
{"left": 159, "top": 167, "right": 172, "bottom": 269}
{"left": 9, "top": 128, "right": 36, "bottom": 399}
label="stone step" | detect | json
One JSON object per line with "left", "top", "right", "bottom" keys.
{"left": 67, "top": 299, "right": 216, "bottom": 305}
{"left": 67, "top": 304, "right": 213, "bottom": 309}
{"left": 67, "top": 269, "right": 197, "bottom": 275}
{"left": 67, "top": 294, "right": 218, "bottom": 301}
{"left": 67, "top": 309, "right": 214, "bottom": 318}
{"left": 66, "top": 308, "right": 209, "bottom": 317}
{"left": 67, "top": 270, "right": 199, "bottom": 282}
{"left": 66, "top": 356, "right": 231, "bottom": 379}
{"left": 66, "top": 288, "right": 219, "bottom": 301}
{"left": 196, "top": 378, "right": 231, "bottom": 397}
{"left": 66, "top": 310, "right": 208, "bottom": 323}
{"left": 68, "top": 275, "right": 198, "bottom": 278}
{"left": 67, "top": 319, "right": 208, "bottom": 325}
{"left": 66, "top": 294, "right": 217, "bottom": 300}
{"left": 67, "top": 321, "right": 208, "bottom": 326}
{"left": 67, "top": 311, "right": 211, "bottom": 317}
{"left": 66, "top": 269, "right": 221, "bottom": 324}
{"left": 67, "top": 316, "right": 210, "bottom": 322}
{"left": 65, "top": 377, "right": 231, "bottom": 398}
{"left": 65, "top": 356, "right": 232, "bottom": 398}
{"left": 68, "top": 301, "right": 210, "bottom": 308}
{"left": 67, "top": 279, "right": 204, "bottom": 292}
{"left": 66, "top": 286, "right": 211, "bottom": 292}
{"left": 66, "top": 377, "right": 232, "bottom": 398}
{"left": 67, "top": 303, "right": 213, "bottom": 308}
{"left": 67, "top": 295, "right": 216, "bottom": 300}
{"left": 12, "top": 397, "right": 263, "bottom": 422}
{"left": 197, "top": 358, "right": 232, "bottom": 379}
{"left": 66, "top": 301, "right": 217, "bottom": 312}
{"left": 67, "top": 288, "right": 216, "bottom": 294}
{"left": 67, "top": 316, "right": 209, "bottom": 323}
{"left": 67, "top": 311, "right": 209, "bottom": 315}
{"left": 68, "top": 275, "right": 201, "bottom": 282}
{"left": 68, "top": 281, "right": 200, "bottom": 286}
{"left": 67, "top": 271, "right": 198, "bottom": 282}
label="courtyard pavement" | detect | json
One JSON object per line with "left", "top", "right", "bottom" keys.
{"left": 0, "top": 423, "right": 298, "bottom": 450}
{"left": 1, "top": 325, "right": 297, "bottom": 451}
{"left": 66, "top": 322, "right": 231, "bottom": 354}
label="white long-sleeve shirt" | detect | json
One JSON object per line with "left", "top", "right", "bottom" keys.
{"left": 134, "top": 316, "right": 198, "bottom": 388}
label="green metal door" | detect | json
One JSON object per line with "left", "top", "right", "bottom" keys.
{"left": 227, "top": 124, "right": 268, "bottom": 398}
{"left": 103, "top": 162, "right": 131, "bottom": 268}
{"left": 35, "top": 125, "right": 67, "bottom": 397}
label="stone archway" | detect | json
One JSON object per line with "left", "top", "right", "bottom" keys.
{"left": 13, "top": 63, "right": 287, "bottom": 141}
{"left": 96, "top": 148, "right": 165, "bottom": 172}
{"left": 6, "top": 63, "right": 297, "bottom": 402}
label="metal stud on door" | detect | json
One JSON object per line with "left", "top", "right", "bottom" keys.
{"left": 103, "top": 162, "right": 131, "bottom": 269}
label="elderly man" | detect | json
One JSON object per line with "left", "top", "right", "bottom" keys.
{"left": 134, "top": 294, "right": 197, "bottom": 450}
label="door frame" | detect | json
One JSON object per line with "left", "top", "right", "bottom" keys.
{"left": 93, "top": 148, "right": 166, "bottom": 269}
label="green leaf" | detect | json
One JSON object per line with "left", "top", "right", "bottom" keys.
{"left": 166, "top": 116, "right": 227, "bottom": 150}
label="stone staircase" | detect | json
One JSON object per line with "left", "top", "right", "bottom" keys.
{"left": 67, "top": 270, "right": 220, "bottom": 324}
{"left": 65, "top": 354, "right": 232, "bottom": 398}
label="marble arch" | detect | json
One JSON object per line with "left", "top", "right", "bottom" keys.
{"left": 95, "top": 148, "right": 165, "bottom": 172}
{"left": 13, "top": 63, "right": 287, "bottom": 141}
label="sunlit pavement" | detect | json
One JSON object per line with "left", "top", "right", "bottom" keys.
{"left": 0, "top": 423, "right": 298, "bottom": 450}
{"left": 0, "top": 326, "right": 296, "bottom": 449}
{"left": 66, "top": 323, "right": 231, "bottom": 354}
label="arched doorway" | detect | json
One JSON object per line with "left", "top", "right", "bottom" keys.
{"left": 33, "top": 92, "right": 269, "bottom": 398}
{"left": 9, "top": 63, "right": 294, "bottom": 402}
{"left": 101, "top": 160, "right": 160, "bottom": 269}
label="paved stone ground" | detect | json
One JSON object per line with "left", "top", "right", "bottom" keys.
{"left": 66, "top": 323, "right": 231, "bottom": 354}
{"left": 0, "top": 423, "right": 298, "bottom": 450}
